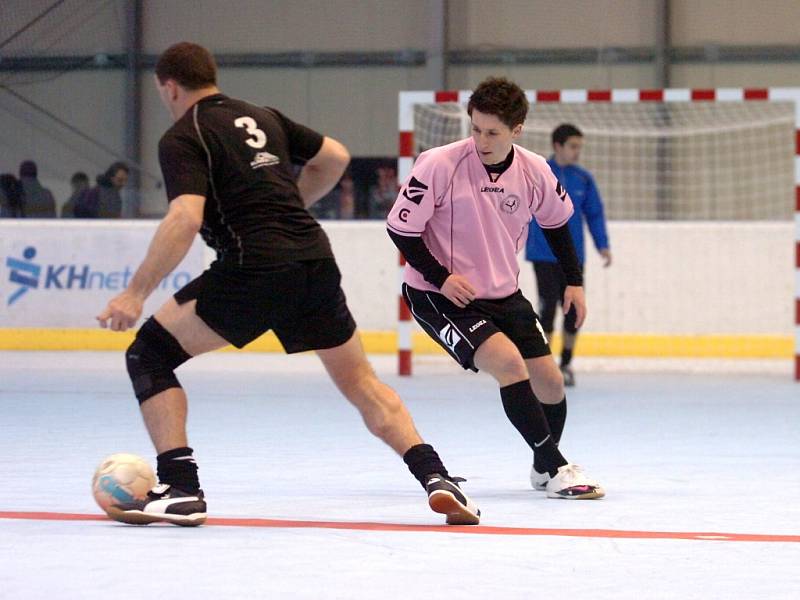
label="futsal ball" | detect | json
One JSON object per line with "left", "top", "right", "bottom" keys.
{"left": 92, "top": 453, "right": 156, "bottom": 514}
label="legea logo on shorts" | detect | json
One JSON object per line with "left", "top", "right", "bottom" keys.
{"left": 438, "top": 323, "right": 462, "bottom": 352}
{"left": 4, "top": 245, "right": 192, "bottom": 306}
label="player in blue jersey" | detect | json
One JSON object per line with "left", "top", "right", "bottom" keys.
{"left": 525, "top": 124, "right": 611, "bottom": 388}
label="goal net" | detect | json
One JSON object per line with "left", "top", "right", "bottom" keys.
{"left": 398, "top": 89, "right": 800, "bottom": 378}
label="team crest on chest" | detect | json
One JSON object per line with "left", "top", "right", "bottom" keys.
{"left": 500, "top": 195, "right": 520, "bottom": 214}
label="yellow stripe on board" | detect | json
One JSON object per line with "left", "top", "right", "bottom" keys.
{"left": 0, "top": 328, "right": 793, "bottom": 359}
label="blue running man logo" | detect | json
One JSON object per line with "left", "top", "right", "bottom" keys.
{"left": 6, "top": 246, "right": 40, "bottom": 305}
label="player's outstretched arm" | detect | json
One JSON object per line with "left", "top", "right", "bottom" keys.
{"left": 96, "top": 194, "right": 204, "bottom": 331}
{"left": 297, "top": 136, "right": 350, "bottom": 208}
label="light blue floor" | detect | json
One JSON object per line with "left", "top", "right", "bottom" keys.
{"left": 1, "top": 352, "right": 798, "bottom": 599}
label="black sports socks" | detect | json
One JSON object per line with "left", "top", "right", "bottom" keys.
{"left": 500, "top": 381, "right": 567, "bottom": 477}
{"left": 403, "top": 444, "right": 450, "bottom": 487}
{"left": 157, "top": 446, "right": 200, "bottom": 493}
{"left": 561, "top": 347, "right": 574, "bottom": 368}
{"left": 536, "top": 397, "right": 567, "bottom": 474}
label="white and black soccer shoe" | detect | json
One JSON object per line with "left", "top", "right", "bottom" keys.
{"left": 545, "top": 464, "right": 605, "bottom": 499}
{"left": 425, "top": 474, "right": 481, "bottom": 525}
{"left": 530, "top": 463, "right": 550, "bottom": 491}
{"left": 108, "top": 483, "right": 207, "bottom": 526}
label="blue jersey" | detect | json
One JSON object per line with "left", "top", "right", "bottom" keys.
{"left": 525, "top": 158, "right": 609, "bottom": 264}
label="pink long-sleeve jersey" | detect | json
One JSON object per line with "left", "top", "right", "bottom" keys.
{"left": 387, "top": 137, "right": 574, "bottom": 299}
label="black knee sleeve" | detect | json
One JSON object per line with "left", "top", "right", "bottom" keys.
{"left": 126, "top": 317, "right": 191, "bottom": 404}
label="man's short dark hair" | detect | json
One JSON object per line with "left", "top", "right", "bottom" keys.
{"left": 105, "top": 162, "right": 129, "bottom": 179}
{"left": 155, "top": 42, "right": 217, "bottom": 90}
{"left": 70, "top": 171, "right": 89, "bottom": 185}
{"left": 467, "top": 77, "right": 529, "bottom": 129}
{"left": 19, "top": 160, "right": 37, "bottom": 178}
{"left": 552, "top": 123, "right": 583, "bottom": 146}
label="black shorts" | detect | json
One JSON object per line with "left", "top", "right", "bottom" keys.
{"left": 402, "top": 284, "right": 551, "bottom": 372}
{"left": 174, "top": 258, "right": 357, "bottom": 352}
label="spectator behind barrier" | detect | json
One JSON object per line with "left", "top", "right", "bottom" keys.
{"left": 308, "top": 171, "right": 355, "bottom": 220}
{"left": 75, "top": 162, "right": 129, "bottom": 218}
{"left": 60, "top": 172, "right": 91, "bottom": 218}
{"left": 0, "top": 173, "right": 25, "bottom": 217}
{"left": 19, "top": 160, "right": 56, "bottom": 218}
{"left": 367, "top": 166, "right": 397, "bottom": 219}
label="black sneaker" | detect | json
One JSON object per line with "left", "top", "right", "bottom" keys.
{"left": 425, "top": 474, "right": 480, "bottom": 525}
{"left": 560, "top": 364, "right": 575, "bottom": 387}
{"left": 108, "top": 484, "right": 207, "bottom": 526}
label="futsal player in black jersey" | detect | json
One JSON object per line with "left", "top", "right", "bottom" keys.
{"left": 96, "top": 42, "right": 479, "bottom": 527}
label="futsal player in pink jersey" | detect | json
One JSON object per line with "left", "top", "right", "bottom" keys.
{"left": 387, "top": 77, "right": 604, "bottom": 499}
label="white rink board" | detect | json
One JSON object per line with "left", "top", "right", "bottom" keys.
{"left": 323, "top": 220, "right": 793, "bottom": 335}
{"left": 0, "top": 221, "right": 205, "bottom": 327}
{"left": 0, "top": 219, "right": 793, "bottom": 335}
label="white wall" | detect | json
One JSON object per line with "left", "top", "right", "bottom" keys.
{"left": 313, "top": 221, "right": 795, "bottom": 335}
{"left": 0, "top": 220, "right": 792, "bottom": 335}
{"left": 0, "top": 221, "right": 206, "bottom": 327}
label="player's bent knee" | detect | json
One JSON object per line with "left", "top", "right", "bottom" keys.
{"left": 126, "top": 317, "right": 191, "bottom": 405}
{"left": 503, "top": 358, "right": 530, "bottom": 383}
{"left": 540, "top": 368, "right": 565, "bottom": 400}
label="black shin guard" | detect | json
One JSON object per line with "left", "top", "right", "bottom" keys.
{"left": 126, "top": 317, "right": 191, "bottom": 404}
{"left": 542, "top": 397, "right": 567, "bottom": 446}
{"left": 500, "top": 380, "right": 567, "bottom": 477}
{"left": 536, "top": 397, "right": 567, "bottom": 473}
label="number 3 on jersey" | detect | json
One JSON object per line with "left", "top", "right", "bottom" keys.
{"left": 234, "top": 116, "right": 267, "bottom": 149}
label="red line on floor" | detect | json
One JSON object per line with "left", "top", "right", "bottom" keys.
{"left": 1, "top": 511, "right": 797, "bottom": 543}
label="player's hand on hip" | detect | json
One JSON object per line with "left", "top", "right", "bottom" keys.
{"left": 563, "top": 285, "right": 587, "bottom": 328}
{"left": 441, "top": 274, "right": 476, "bottom": 308}
{"left": 600, "top": 248, "right": 612, "bottom": 267}
{"left": 96, "top": 291, "right": 144, "bottom": 332}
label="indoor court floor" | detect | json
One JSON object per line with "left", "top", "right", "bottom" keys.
{"left": 1, "top": 350, "right": 798, "bottom": 599}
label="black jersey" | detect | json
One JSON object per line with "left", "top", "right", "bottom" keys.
{"left": 158, "top": 93, "right": 332, "bottom": 267}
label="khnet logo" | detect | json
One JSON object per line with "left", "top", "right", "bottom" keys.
{"left": 4, "top": 245, "right": 192, "bottom": 307}
{"left": 5, "top": 246, "right": 40, "bottom": 305}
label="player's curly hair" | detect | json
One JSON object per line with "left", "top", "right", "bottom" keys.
{"left": 467, "top": 77, "right": 529, "bottom": 129}
{"left": 155, "top": 42, "right": 217, "bottom": 90}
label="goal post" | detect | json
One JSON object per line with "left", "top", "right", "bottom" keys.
{"left": 397, "top": 88, "right": 800, "bottom": 380}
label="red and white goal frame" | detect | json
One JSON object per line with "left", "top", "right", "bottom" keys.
{"left": 396, "top": 87, "right": 800, "bottom": 380}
